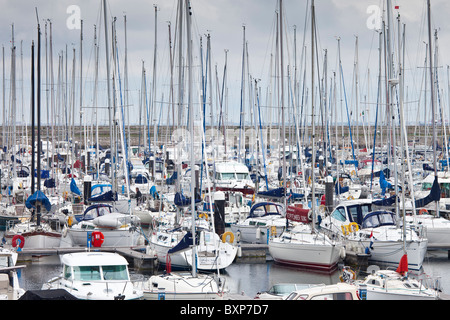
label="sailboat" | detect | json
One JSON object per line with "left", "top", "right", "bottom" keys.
{"left": 143, "top": 0, "right": 229, "bottom": 299}
{"left": 268, "top": 0, "right": 343, "bottom": 273}
{"left": 4, "top": 33, "right": 63, "bottom": 251}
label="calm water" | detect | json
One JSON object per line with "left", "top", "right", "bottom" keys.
{"left": 14, "top": 250, "right": 450, "bottom": 298}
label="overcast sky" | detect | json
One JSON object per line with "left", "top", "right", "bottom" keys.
{"left": 0, "top": 0, "right": 449, "bottom": 129}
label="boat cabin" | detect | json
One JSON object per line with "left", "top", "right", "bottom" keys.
{"left": 326, "top": 200, "right": 396, "bottom": 228}
{"left": 61, "top": 252, "right": 130, "bottom": 282}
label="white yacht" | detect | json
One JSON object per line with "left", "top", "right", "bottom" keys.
{"left": 359, "top": 269, "right": 439, "bottom": 300}
{"left": 141, "top": 272, "right": 226, "bottom": 300}
{"left": 42, "top": 252, "right": 143, "bottom": 300}
{"left": 319, "top": 199, "right": 428, "bottom": 271}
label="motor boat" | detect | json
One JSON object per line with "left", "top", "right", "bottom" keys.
{"left": 141, "top": 271, "right": 226, "bottom": 300}
{"left": 0, "top": 247, "right": 26, "bottom": 300}
{"left": 284, "top": 283, "right": 360, "bottom": 300}
{"left": 359, "top": 269, "right": 439, "bottom": 300}
{"left": 42, "top": 252, "right": 143, "bottom": 300}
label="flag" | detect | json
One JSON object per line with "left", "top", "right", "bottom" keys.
{"left": 396, "top": 254, "right": 408, "bottom": 276}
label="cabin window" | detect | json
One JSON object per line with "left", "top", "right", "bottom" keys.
{"left": 0, "top": 256, "right": 8, "bottom": 268}
{"left": 236, "top": 173, "right": 249, "bottom": 180}
{"left": 97, "top": 207, "right": 111, "bottom": 217}
{"left": 286, "top": 292, "right": 307, "bottom": 300}
{"left": 63, "top": 265, "right": 72, "bottom": 279}
{"left": 361, "top": 205, "right": 371, "bottom": 219}
{"left": 422, "top": 183, "right": 432, "bottom": 191}
{"left": 348, "top": 207, "right": 359, "bottom": 223}
{"left": 442, "top": 183, "right": 450, "bottom": 198}
{"left": 331, "top": 207, "right": 347, "bottom": 222}
{"left": 102, "top": 265, "right": 129, "bottom": 281}
{"left": 370, "top": 279, "right": 381, "bottom": 286}
{"left": 84, "top": 209, "right": 98, "bottom": 220}
{"left": 73, "top": 266, "right": 101, "bottom": 281}
{"left": 311, "top": 292, "right": 353, "bottom": 300}
{"left": 221, "top": 173, "right": 235, "bottom": 180}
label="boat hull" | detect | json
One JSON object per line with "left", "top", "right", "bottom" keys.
{"left": 268, "top": 240, "right": 341, "bottom": 272}
{"left": 141, "top": 273, "right": 224, "bottom": 300}
{"left": 230, "top": 224, "right": 285, "bottom": 244}
{"left": 365, "top": 289, "right": 438, "bottom": 300}
{"left": 68, "top": 228, "right": 142, "bottom": 247}
{"left": 4, "top": 230, "right": 62, "bottom": 249}
{"left": 350, "top": 239, "right": 428, "bottom": 271}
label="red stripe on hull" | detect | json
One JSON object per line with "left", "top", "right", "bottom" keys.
{"left": 273, "top": 257, "right": 338, "bottom": 272}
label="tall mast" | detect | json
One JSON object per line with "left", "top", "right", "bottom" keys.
{"left": 311, "top": 0, "right": 316, "bottom": 230}
{"left": 279, "top": 0, "right": 286, "bottom": 211}
{"left": 427, "top": 0, "right": 438, "bottom": 216}
{"left": 103, "top": 0, "right": 114, "bottom": 185}
{"left": 185, "top": 0, "right": 197, "bottom": 278}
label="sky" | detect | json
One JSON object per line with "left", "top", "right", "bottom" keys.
{"left": 0, "top": 0, "right": 449, "bottom": 131}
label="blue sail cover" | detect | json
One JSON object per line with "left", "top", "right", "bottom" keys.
{"left": 174, "top": 192, "right": 200, "bottom": 207}
{"left": 379, "top": 170, "right": 392, "bottom": 195}
{"left": 415, "top": 176, "right": 441, "bottom": 208}
{"left": 335, "top": 183, "right": 350, "bottom": 195}
{"left": 372, "top": 195, "right": 397, "bottom": 207}
{"left": 89, "top": 190, "right": 118, "bottom": 202}
{"left": 26, "top": 190, "right": 52, "bottom": 212}
{"left": 167, "top": 231, "right": 198, "bottom": 254}
{"left": 257, "top": 187, "right": 285, "bottom": 199}
{"left": 44, "top": 178, "right": 56, "bottom": 188}
{"left": 70, "top": 178, "right": 82, "bottom": 195}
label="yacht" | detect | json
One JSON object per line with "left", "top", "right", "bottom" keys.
{"left": 319, "top": 199, "right": 428, "bottom": 271}
{"left": 42, "top": 252, "right": 143, "bottom": 300}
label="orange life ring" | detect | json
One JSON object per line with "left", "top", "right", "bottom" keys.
{"left": 91, "top": 231, "right": 104, "bottom": 247}
{"left": 12, "top": 235, "right": 25, "bottom": 249}
{"left": 419, "top": 208, "right": 428, "bottom": 215}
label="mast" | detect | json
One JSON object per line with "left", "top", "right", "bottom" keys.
{"left": 103, "top": 0, "right": 114, "bottom": 188}
{"left": 311, "top": 0, "right": 316, "bottom": 230}
{"left": 427, "top": 0, "right": 438, "bottom": 216}
{"left": 185, "top": 0, "right": 197, "bottom": 278}
{"left": 31, "top": 41, "right": 35, "bottom": 195}
{"left": 279, "top": 0, "right": 287, "bottom": 211}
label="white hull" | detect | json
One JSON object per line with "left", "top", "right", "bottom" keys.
{"left": 141, "top": 273, "right": 225, "bottom": 300}
{"left": 350, "top": 239, "right": 428, "bottom": 271}
{"left": 4, "top": 224, "right": 62, "bottom": 250}
{"left": 365, "top": 289, "right": 438, "bottom": 300}
{"left": 230, "top": 224, "right": 285, "bottom": 244}
{"left": 68, "top": 228, "right": 141, "bottom": 247}
{"left": 269, "top": 239, "right": 341, "bottom": 272}
{"left": 150, "top": 231, "right": 237, "bottom": 271}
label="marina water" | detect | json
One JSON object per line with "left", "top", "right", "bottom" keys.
{"left": 12, "top": 242, "right": 450, "bottom": 299}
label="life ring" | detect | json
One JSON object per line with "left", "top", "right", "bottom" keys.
{"left": 347, "top": 195, "right": 355, "bottom": 200}
{"left": 341, "top": 225, "right": 349, "bottom": 236}
{"left": 199, "top": 213, "right": 208, "bottom": 220}
{"left": 12, "top": 235, "right": 25, "bottom": 249}
{"left": 222, "top": 231, "right": 234, "bottom": 244}
{"left": 419, "top": 208, "right": 428, "bottom": 215}
{"left": 91, "top": 231, "right": 104, "bottom": 247}
{"left": 349, "top": 222, "right": 359, "bottom": 232}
